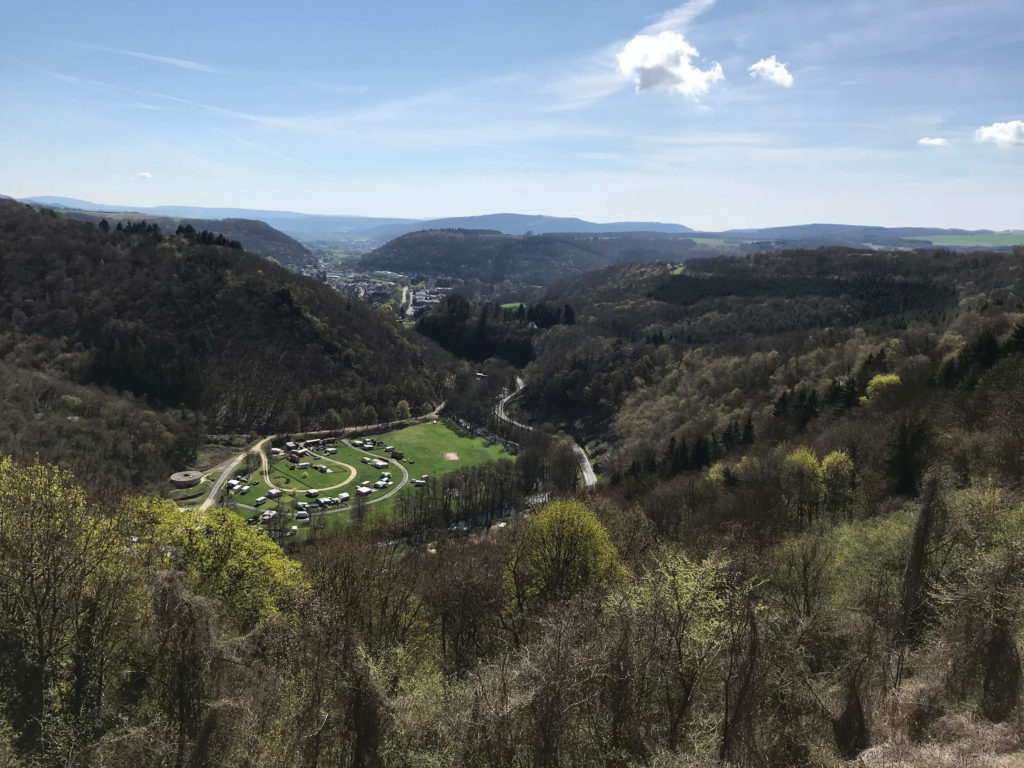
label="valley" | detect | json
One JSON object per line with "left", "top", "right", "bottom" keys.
{"left": 3, "top": 197, "right": 1024, "bottom": 768}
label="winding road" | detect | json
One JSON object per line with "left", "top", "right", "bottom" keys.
{"left": 496, "top": 376, "right": 597, "bottom": 489}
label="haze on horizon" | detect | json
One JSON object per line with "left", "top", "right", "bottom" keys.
{"left": 1, "top": 0, "right": 1022, "bottom": 231}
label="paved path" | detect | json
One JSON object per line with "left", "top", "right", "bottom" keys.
{"left": 495, "top": 376, "right": 597, "bottom": 489}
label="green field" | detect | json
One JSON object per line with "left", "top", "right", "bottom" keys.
{"left": 373, "top": 421, "right": 510, "bottom": 479}
{"left": 911, "top": 232, "right": 1024, "bottom": 248}
{"left": 501, "top": 301, "right": 525, "bottom": 309}
{"left": 367, "top": 421, "right": 513, "bottom": 518}
{"left": 236, "top": 421, "right": 512, "bottom": 540}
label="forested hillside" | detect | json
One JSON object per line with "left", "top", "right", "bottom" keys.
{"left": 0, "top": 201, "right": 445, "bottom": 484}
{"left": 6, "top": 229, "right": 1024, "bottom": 767}
{"left": 360, "top": 228, "right": 720, "bottom": 285}
{"left": 58, "top": 208, "right": 317, "bottom": 267}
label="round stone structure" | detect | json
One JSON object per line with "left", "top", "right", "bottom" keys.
{"left": 169, "top": 470, "right": 203, "bottom": 489}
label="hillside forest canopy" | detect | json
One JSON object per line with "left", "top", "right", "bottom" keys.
{"left": 4, "top": 197, "right": 1024, "bottom": 766}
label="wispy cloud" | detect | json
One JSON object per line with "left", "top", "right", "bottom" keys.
{"left": 215, "top": 129, "right": 305, "bottom": 166}
{"left": 132, "top": 171, "right": 153, "bottom": 180}
{"left": 975, "top": 120, "right": 1024, "bottom": 148}
{"left": 748, "top": 55, "right": 793, "bottom": 87}
{"left": 641, "top": 0, "right": 717, "bottom": 34}
{"left": 77, "top": 43, "right": 218, "bottom": 72}
{"left": 918, "top": 136, "right": 950, "bottom": 147}
{"left": 48, "top": 71, "right": 161, "bottom": 110}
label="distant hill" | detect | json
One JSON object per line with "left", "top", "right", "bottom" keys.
{"left": 703, "top": 223, "right": 1019, "bottom": 250}
{"left": 57, "top": 209, "right": 316, "bottom": 267}
{"left": 360, "top": 229, "right": 718, "bottom": 285}
{"left": 0, "top": 200, "right": 444, "bottom": 483}
{"left": 19, "top": 198, "right": 1019, "bottom": 251}
{"left": 19, "top": 198, "right": 692, "bottom": 243}
{"left": 21, "top": 197, "right": 417, "bottom": 243}
{"left": 359, "top": 213, "right": 693, "bottom": 241}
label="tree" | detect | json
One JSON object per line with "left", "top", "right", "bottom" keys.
{"left": 862, "top": 373, "right": 902, "bottom": 407}
{"left": 0, "top": 458, "right": 153, "bottom": 755}
{"left": 612, "top": 549, "right": 731, "bottom": 751}
{"left": 395, "top": 399, "right": 412, "bottom": 421}
{"left": 326, "top": 408, "right": 343, "bottom": 429}
{"left": 154, "top": 504, "right": 303, "bottom": 632}
{"left": 504, "top": 499, "right": 620, "bottom": 614}
{"left": 781, "top": 446, "right": 823, "bottom": 526}
{"left": 820, "top": 450, "right": 855, "bottom": 520}
{"left": 886, "top": 418, "right": 930, "bottom": 496}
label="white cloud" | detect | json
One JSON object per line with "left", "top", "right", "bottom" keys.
{"left": 748, "top": 55, "right": 793, "bottom": 87}
{"left": 975, "top": 120, "right": 1024, "bottom": 148}
{"left": 78, "top": 43, "right": 218, "bottom": 72}
{"left": 617, "top": 31, "right": 724, "bottom": 98}
{"left": 132, "top": 171, "right": 152, "bottom": 180}
{"left": 918, "top": 137, "right": 949, "bottom": 147}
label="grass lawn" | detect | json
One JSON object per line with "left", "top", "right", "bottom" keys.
{"left": 368, "top": 420, "right": 514, "bottom": 519}
{"left": 374, "top": 420, "right": 511, "bottom": 479}
{"left": 911, "top": 233, "right": 1024, "bottom": 248}
{"left": 500, "top": 301, "right": 525, "bottom": 309}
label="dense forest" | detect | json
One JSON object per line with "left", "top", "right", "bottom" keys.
{"left": 5, "top": 221, "right": 1024, "bottom": 766}
{"left": 0, "top": 201, "right": 446, "bottom": 485}
{"left": 57, "top": 208, "right": 317, "bottom": 267}
{"left": 416, "top": 294, "right": 576, "bottom": 366}
{"left": 360, "top": 228, "right": 725, "bottom": 285}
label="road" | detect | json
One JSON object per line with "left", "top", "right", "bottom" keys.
{"left": 199, "top": 437, "right": 270, "bottom": 511}
{"left": 495, "top": 376, "right": 597, "bottom": 489}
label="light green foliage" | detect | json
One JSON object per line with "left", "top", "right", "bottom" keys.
{"left": 0, "top": 458, "right": 155, "bottom": 754}
{"left": 707, "top": 460, "right": 729, "bottom": 484}
{"left": 820, "top": 450, "right": 855, "bottom": 517}
{"left": 826, "top": 506, "right": 916, "bottom": 614}
{"left": 863, "top": 373, "right": 902, "bottom": 404}
{"left": 505, "top": 499, "right": 620, "bottom": 611}
{"left": 155, "top": 504, "right": 304, "bottom": 631}
{"left": 782, "top": 446, "right": 824, "bottom": 523}
{"left": 621, "top": 549, "right": 729, "bottom": 647}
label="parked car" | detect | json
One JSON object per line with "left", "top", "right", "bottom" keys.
{"left": 295, "top": 511, "right": 310, "bottom": 521}
{"left": 254, "top": 496, "right": 267, "bottom": 506}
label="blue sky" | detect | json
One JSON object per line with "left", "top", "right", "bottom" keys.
{"left": 1, "top": 0, "right": 1022, "bottom": 229}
